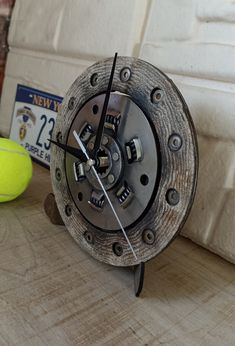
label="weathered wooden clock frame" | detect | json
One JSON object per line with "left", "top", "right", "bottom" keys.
{"left": 46, "top": 56, "right": 198, "bottom": 296}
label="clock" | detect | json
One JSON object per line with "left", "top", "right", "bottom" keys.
{"left": 50, "top": 54, "right": 198, "bottom": 270}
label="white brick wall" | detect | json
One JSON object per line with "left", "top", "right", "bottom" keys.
{"left": 1, "top": 0, "right": 235, "bottom": 263}
{"left": 139, "top": 0, "right": 235, "bottom": 264}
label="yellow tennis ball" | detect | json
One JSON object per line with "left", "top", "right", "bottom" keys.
{"left": 0, "top": 138, "right": 33, "bottom": 202}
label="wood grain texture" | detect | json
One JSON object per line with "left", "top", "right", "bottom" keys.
{"left": 51, "top": 56, "right": 198, "bottom": 266}
{"left": 0, "top": 163, "right": 234, "bottom": 345}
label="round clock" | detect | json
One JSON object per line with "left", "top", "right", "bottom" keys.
{"left": 50, "top": 54, "right": 198, "bottom": 267}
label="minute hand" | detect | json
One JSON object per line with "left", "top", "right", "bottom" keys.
{"left": 92, "top": 52, "right": 118, "bottom": 157}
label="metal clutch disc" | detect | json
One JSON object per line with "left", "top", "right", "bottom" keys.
{"left": 51, "top": 56, "right": 198, "bottom": 267}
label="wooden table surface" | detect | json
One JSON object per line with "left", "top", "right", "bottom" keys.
{"left": 0, "top": 163, "right": 234, "bottom": 346}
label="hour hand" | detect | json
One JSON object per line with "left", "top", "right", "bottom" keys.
{"left": 49, "top": 139, "right": 87, "bottom": 162}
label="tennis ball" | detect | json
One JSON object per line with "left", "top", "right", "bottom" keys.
{"left": 0, "top": 138, "right": 32, "bottom": 202}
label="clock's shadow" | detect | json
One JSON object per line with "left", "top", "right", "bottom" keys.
{"left": 140, "top": 236, "right": 221, "bottom": 302}
{"left": 101, "top": 236, "right": 216, "bottom": 300}
{"left": 43, "top": 195, "right": 213, "bottom": 300}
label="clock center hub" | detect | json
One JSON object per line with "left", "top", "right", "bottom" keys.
{"left": 65, "top": 92, "right": 159, "bottom": 231}
{"left": 86, "top": 134, "right": 123, "bottom": 190}
{"left": 95, "top": 148, "right": 110, "bottom": 176}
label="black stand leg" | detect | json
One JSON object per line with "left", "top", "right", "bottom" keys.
{"left": 134, "top": 262, "right": 145, "bottom": 297}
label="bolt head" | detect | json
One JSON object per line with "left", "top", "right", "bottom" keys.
{"left": 87, "top": 142, "right": 94, "bottom": 151}
{"left": 90, "top": 73, "right": 98, "bottom": 87}
{"left": 55, "top": 168, "right": 61, "bottom": 181}
{"left": 168, "top": 134, "right": 182, "bottom": 151}
{"left": 142, "top": 229, "right": 155, "bottom": 245}
{"left": 113, "top": 242, "right": 123, "bottom": 256}
{"left": 84, "top": 231, "right": 94, "bottom": 244}
{"left": 151, "top": 88, "right": 164, "bottom": 103}
{"left": 112, "top": 152, "right": 119, "bottom": 161}
{"left": 120, "top": 67, "right": 131, "bottom": 82}
{"left": 65, "top": 204, "right": 72, "bottom": 216}
{"left": 108, "top": 174, "right": 115, "bottom": 184}
{"left": 85, "top": 159, "right": 95, "bottom": 172}
{"left": 102, "top": 136, "right": 109, "bottom": 145}
{"left": 166, "top": 189, "right": 180, "bottom": 206}
{"left": 68, "top": 97, "right": 75, "bottom": 110}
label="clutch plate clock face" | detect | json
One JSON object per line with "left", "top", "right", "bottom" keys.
{"left": 51, "top": 55, "right": 198, "bottom": 267}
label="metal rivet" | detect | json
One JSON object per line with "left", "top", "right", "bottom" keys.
{"left": 120, "top": 67, "right": 131, "bottom": 82}
{"left": 168, "top": 134, "right": 182, "bottom": 151}
{"left": 84, "top": 231, "right": 94, "bottom": 244}
{"left": 68, "top": 97, "right": 75, "bottom": 110}
{"left": 166, "top": 189, "right": 180, "bottom": 206}
{"left": 55, "top": 168, "right": 61, "bottom": 181}
{"left": 56, "top": 132, "right": 62, "bottom": 143}
{"left": 87, "top": 142, "right": 94, "bottom": 151}
{"left": 90, "top": 73, "right": 98, "bottom": 87}
{"left": 102, "top": 136, "right": 109, "bottom": 145}
{"left": 108, "top": 174, "right": 115, "bottom": 184}
{"left": 151, "top": 88, "right": 164, "bottom": 103}
{"left": 65, "top": 204, "right": 72, "bottom": 216}
{"left": 142, "top": 229, "right": 155, "bottom": 245}
{"left": 113, "top": 242, "right": 123, "bottom": 256}
{"left": 112, "top": 152, "right": 119, "bottom": 161}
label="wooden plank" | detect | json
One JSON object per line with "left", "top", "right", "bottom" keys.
{"left": 0, "top": 163, "right": 234, "bottom": 345}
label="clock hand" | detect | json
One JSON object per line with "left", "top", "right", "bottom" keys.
{"left": 92, "top": 52, "right": 118, "bottom": 157}
{"left": 73, "top": 130, "right": 138, "bottom": 260}
{"left": 49, "top": 139, "right": 87, "bottom": 162}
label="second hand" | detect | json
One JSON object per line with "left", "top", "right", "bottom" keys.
{"left": 73, "top": 130, "right": 138, "bottom": 260}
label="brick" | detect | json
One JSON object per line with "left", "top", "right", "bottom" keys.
{"left": 140, "top": 0, "right": 235, "bottom": 83}
{"left": 9, "top": 0, "right": 148, "bottom": 58}
{"left": 209, "top": 191, "right": 235, "bottom": 263}
{"left": 182, "top": 135, "right": 235, "bottom": 264}
{"left": 169, "top": 74, "right": 235, "bottom": 141}
{"left": 8, "top": 0, "right": 65, "bottom": 52}
{"left": 57, "top": 0, "right": 148, "bottom": 59}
